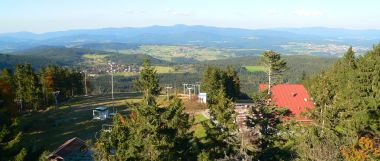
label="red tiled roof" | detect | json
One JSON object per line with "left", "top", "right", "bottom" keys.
{"left": 259, "top": 84, "right": 315, "bottom": 121}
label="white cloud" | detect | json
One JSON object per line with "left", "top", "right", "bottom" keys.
{"left": 165, "top": 8, "right": 191, "bottom": 16}
{"left": 266, "top": 9, "right": 279, "bottom": 15}
{"left": 293, "top": 9, "right": 325, "bottom": 16}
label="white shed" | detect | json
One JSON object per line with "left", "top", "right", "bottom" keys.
{"left": 198, "top": 93, "right": 207, "bottom": 104}
{"left": 93, "top": 107, "right": 109, "bottom": 120}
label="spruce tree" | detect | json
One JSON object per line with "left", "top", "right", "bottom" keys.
{"left": 298, "top": 44, "right": 380, "bottom": 160}
{"left": 13, "top": 64, "right": 42, "bottom": 110}
{"left": 201, "top": 89, "right": 241, "bottom": 159}
{"left": 245, "top": 92, "right": 292, "bottom": 160}
{"left": 201, "top": 66, "right": 241, "bottom": 101}
{"left": 136, "top": 59, "right": 161, "bottom": 105}
{"left": 94, "top": 59, "right": 194, "bottom": 160}
{"left": 0, "top": 68, "right": 13, "bottom": 87}
{"left": 261, "top": 51, "right": 287, "bottom": 94}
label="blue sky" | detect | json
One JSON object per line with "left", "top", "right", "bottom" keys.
{"left": 1, "top": 0, "right": 380, "bottom": 33}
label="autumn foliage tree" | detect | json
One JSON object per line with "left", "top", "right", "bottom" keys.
{"left": 341, "top": 136, "right": 380, "bottom": 160}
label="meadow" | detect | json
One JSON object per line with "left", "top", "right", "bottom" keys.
{"left": 19, "top": 92, "right": 210, "bottom": 153}
{"left": 242, "top": 65, "right": 266, "bottom": 72}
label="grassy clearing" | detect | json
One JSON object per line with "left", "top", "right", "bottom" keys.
{"left": 192, "top": 114, "right": 208, "bottom": 138}
{"left": 243, "top": 65, "right": 265, "bottom": 72}
{"left": 154, "top": 66, "right": 175, "bottom": 73}
{"left": 20, "top": 92, "right": 142, "bottom": 151}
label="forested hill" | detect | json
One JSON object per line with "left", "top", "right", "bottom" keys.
{"left": 0, "top": 53, "right": 51, "bottom": 69}
{"left": 204, "top": 55, "right": 338, "bottom": 75}
{"left": 295, "top": 45, "right": 380, "bottom": 160}
{"left": 0, "top": 47, "right": 168, "bottom": 69}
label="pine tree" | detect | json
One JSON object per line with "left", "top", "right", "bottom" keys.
{"left": 94, "top": 59, "right": 194, "bottom": 160}
{"left": 298, "top": 44, "right": 380, "bottom": 160}
{"left": 0, "top": 68, "right": 13, "bottom": 87}
{"left": 225, "top": 66, "right": 240, "bottom": 100}
{"left": 201, "top": 66, "right": 241, "bottom": 102}
{"left": 13, "top": 64, "right": 42, "bottom": 111}
{"left": 201, "top": 89, "right": 240, "bottom": 159}
{"left": 245, "top": 92, "right": 292, "bottom": 160}
{"left": 0, "top": 80, "right": 27, "bottom": 161}
{"left": 343, "top": 46, "right": 356, "bottom": 69}
{"left": 135, "top": 59, "right": 161, "bottom": 105}
{"left": 261, "top": 51, "right": 287, "bottom": 94}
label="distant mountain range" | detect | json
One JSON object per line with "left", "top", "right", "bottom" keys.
{"left": 0, "top": 25, "right": 380, "bottom": 55}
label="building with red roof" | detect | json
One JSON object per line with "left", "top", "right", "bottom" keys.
{"left": 259, "top": 84, "right": 315, "bottom": 122}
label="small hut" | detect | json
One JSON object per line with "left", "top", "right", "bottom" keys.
{"left": 198, "top": 93, "right": 207, "bottom": 104}
{"left": 93, "top": 107, "right": 109, "bottom": 120}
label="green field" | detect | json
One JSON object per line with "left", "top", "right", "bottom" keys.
{"left": 192, "top": 114, "right": 208, "bottom": 138}
{"left": 243, "top": 65, "right": 265, "bottom": 72}
{"left": 154, "top": 66, "right": 175, "bottom": 73}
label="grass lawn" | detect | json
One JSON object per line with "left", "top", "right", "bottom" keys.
{"left": 243, "top": 65, "right": 265, "bottom": 72}
{"left": 20, "top": 92, "right": 142, "bottom": 152}
{"left": 192, "top": 114, "right": 209, "bottom": 138}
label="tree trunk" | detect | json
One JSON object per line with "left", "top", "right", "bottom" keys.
{"left": 268, "top": 66, "right": 272, "bottom": 95}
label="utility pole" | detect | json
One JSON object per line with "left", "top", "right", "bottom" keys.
{"left": 187, "top": 87, "right": 192, "bottom": 100}
{"left": 107, "top": 62, "right": 116, "bottom": 113}
{"left": 166, "top": 85, "right": 173, "bottom": 100}
{"left": 196, "top": 82, "right": 201, "bottom": 94}
{"left": 182, "top": 83, "right": 188, "bottom": 95}
{"left": 82, "top": 70, "right": 88, "bottom": 96}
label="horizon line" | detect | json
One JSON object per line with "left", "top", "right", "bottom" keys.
{"left": 1, "top": 24, "right": 380, "bottom": 35}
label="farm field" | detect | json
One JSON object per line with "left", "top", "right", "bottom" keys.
{"left": 114, "top": 45, "right": 236, "bottom": 62}
{"left": 242, "top": 65, "right": 265, "bottom": 72}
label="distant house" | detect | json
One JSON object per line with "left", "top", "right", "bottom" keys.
{"left": 259, "top": 84, "right": 315, "bottom": 122}
{"left": 48, "top": 137, "right": 93, "bottom": 161}
{"left": 93, "top": 106, "right": 109, "bottom": 120}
